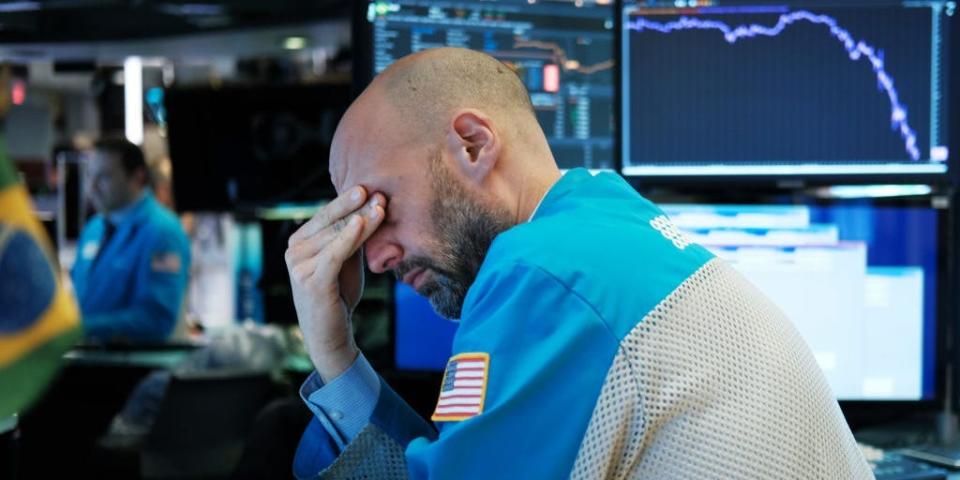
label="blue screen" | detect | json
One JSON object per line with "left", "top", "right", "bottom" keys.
{"left": 394, "top": 283, "right": 458, "bottom": 371}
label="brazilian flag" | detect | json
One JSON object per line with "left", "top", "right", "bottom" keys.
{"left": 0, "top": 138, "right": 80, "bottom": 418}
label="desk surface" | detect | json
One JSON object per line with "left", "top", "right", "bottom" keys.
{"left": 63, "top": 347, "right": 315, "bottom": 374}
{"left": 63, "top": 349, "right": 193, "bottom": 369}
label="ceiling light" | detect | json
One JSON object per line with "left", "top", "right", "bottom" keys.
{"left": 283, "top": 36, "right": 308, "bottom": 50}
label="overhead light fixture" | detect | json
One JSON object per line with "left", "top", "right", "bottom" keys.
{"left": 124, "top": 57, "right": 143, "bottom": 146}
{"left": 283, "top": 36, "right": 308, "bottom": 51}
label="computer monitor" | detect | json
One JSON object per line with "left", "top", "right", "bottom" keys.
{"left": 166, "top": 84, "right": 347, "bottom": 212}
{"left": 392, "top": 196, "right": 945, "bottom": 402}
{"left": 357, "top": 0, "right": 616, "bottom": 170}
{"left": 394, "top": 283, "right": 458, "bottom": 371}
{"left": 660, "top": 200, "right": 943, "bottom": 402}
{"left": 620, "top": 1, "right": 954, "bottom": 179}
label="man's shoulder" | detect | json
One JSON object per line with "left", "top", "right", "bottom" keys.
{"left": 84, "top": 213, "right": 106, "bottom": 227}
{"left": 488, "top": 183, "right": 709, "bottom": 283}
{"left": 139, "top": 200, "right": 188, "bottom": 243}
{"left": 478, "top": 188, "right": 715, "bottom": 339}
{"left": 78, "top": 214, "right": 105, "bottom": 238}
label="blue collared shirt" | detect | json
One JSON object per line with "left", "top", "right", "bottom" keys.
{"left": 71, "top": 190, "right": 191, "bottom": 343}
{"left": 299, "top": 353, "right": 380, "bottom": 449}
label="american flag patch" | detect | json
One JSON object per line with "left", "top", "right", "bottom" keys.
{"left": 151, "top": 252, "right": 182, "bottom": 274}
{"left": 431, "top": 352, "right": 489, "bottom": 422}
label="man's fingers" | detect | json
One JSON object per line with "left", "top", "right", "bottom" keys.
{"left": 288, "top": 186, "right": 367, "bottom": 245}
{"left": 357, "top": 200, "right": 386, "bottom": 245}
{"left": 286, "top": 195, "right": 386, "bottom": 264}
{"left": 314, "top": 215, "right": 366, "bottom": 279}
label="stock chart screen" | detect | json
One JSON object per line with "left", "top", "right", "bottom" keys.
{"left": 621, "top": 1, "right": 954, "bottom": 177}
{"left": 366, "top": 0, "right": 616, "bottom": 170}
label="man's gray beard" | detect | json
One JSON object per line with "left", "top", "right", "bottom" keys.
{"left": 419, "top": 155, "right": 514, "bottom": 320}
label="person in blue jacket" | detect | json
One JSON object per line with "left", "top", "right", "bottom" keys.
{"left": 284, "top": 48, "right": 871, "bottom": 479}
{"left": 71, "top": 137, "right": 190, "bottom": 344}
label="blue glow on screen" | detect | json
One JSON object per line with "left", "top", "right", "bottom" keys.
{"left": 394, "top": 283, "right": 458, "bottom": 371}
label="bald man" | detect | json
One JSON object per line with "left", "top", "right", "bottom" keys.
{"left": 285, "top": 48, "right": 871, "bottom": 479}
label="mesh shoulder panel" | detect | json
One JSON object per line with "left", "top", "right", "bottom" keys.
{"left": 571, "top": 258, "right": 873, "bottom": 480}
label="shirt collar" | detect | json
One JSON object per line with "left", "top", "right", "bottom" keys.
{"left": 528, "top": 190, "right": 549, "bottom": 222}
{"left": 527, "top": 171, "right": 569, "bottom": 222}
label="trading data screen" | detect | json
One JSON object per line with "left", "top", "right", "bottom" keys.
{"left": 367, "top": 0, "right": 615, "bottom": 170}
{"left": 621, "top": 1, "right": 954, "bottom": 177}
{"left": 660, "top": 202, "right": 939, "bottom": 401}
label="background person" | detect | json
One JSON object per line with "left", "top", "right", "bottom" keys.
{"left": 71, "top": 137, "right": 190, "bottom": 343}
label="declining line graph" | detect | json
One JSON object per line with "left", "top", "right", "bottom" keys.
{"left": 627, "top": 11, "right": 921, "bottom": 161}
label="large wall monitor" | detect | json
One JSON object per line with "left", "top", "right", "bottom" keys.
{"left": 621, "top": 1, "right": 954, "bottom": 178}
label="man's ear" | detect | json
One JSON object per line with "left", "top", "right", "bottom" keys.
{"left": 445, "top": 110, "right": 500, "bottom": 185}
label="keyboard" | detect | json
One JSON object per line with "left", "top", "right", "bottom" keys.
{"left": 870, "top": 452, "right": 949, "bottom": 480}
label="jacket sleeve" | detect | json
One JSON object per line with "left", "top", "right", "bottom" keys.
{"left": 82, "top": 229, "right": 190, "bottom": 343}
{"left": 298, "top": 353, "right": 382, "bottom": 450}
{"left": 295, "top": 261, "right": 620, "bottom": 480}
{"left": 294, "top": 374, "right": 438, "bottom": 479}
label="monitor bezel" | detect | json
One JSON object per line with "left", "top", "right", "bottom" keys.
{"left": 615, "top": 0, "right": 958, "bottom": 187}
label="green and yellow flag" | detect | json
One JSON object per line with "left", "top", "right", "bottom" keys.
{"left": 0, "top": 138, "right": 80, "bottom": 418}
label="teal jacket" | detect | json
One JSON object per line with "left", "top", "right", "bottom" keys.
{"left": 71, "top": 191, "right": 190, "bottom": 343}
{"left": 295, "top": 169, "right": 714, "bottom": 478}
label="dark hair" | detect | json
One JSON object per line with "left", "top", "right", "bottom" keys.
{"left": 95, "top": 136, "right": 148, "bottom": 184}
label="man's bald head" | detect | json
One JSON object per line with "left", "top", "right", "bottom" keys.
{"left": 374, "top": 47, "right": 537, "bottom": 138}
{"left": 327, "top": 47, "right": 561, "bottom": 319}
{"left": 331, "top": 47, "right": 551, "bottom": 193}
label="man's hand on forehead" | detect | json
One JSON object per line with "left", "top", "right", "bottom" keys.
{"left": 284, "top": 184, "right": 387, "bottom": 381}
{"left": 288, "top": 186, "right": 386, "bottom": 246}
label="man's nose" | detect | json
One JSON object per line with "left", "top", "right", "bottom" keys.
{"left": 364, "top": 233, "right": 402, "bottom": 274}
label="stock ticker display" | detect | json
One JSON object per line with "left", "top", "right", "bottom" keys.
{"left": 621, "top": 1, "right": 954, "bottom": 177}
{"left": 367, "top": 0, "right": 616, "bottom": 170}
